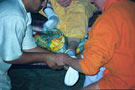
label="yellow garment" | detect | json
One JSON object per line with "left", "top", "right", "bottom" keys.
{"left": 39, "top": 0, "right": 97, "bottom": 39}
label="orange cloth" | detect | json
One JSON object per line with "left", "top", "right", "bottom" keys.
{"left": 80, "top": 0, "right": 135, "bottom": 89}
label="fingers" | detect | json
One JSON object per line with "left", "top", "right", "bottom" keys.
{"left": 47, "top": 53, "right": 71, "bottom": 70}
{"left": 51, "top": 64, "right": 69, "bottom": 70}
{"left": 57, "top": 0, "right": 72, "bottom": 7}
{"left": 56, "top": 65, "right": 64, "bottom": 70}
{"left": 50, "top": 64, "right": 64, "bottom": 70}
{"left": 41, "top": 0, "right": 47, "bottom": 7}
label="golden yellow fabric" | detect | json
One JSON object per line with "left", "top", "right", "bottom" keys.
{"left": 39, "top": 0, "right": 97, "bottom": 39}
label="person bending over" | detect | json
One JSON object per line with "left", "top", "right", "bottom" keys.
{"left": 55, "top": 0, "right": 135, "bottom": 89}
{"left": 0, "top": 0, "right": 63, "bottom": 89}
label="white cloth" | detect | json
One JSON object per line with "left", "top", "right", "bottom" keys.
{"left": 64, "top": 49, "right": 79, "bottom": 86}
{"left": 43, "top": 3, "right": 59, "bottom": 32}
{"left": 44, "top": 3, "right": 57, "bottom": 19}
{"left": 0, "top": 0, "right": 36, "bottom": 89}
{"left": 80, "top": 54, "right": 105, "bottom": 88}
{"left": 64, "top": 67, "right": 79, "bottom": 86}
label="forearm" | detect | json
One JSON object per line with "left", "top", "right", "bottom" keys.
{"left": 64, "top": 57, "right": 82, "bottom": 73}
{"left": 23, "top": 47, "right": 50, "bottom": 53}
{"left": 4, "top": 52, "right": 55, "bottom": 64}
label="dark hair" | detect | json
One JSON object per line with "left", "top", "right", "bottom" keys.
{"left": 130, "top": 0, "right": 135, "bottom": 2}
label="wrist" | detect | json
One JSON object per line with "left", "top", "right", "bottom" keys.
{"left": 44, "top": 52, "right": 56, "bottom": 62}
{"left": 65, "top": 49, "right": 76, "bottom": 58}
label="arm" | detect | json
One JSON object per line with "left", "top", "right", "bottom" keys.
{"left": 56, "top": 53, "right": 82, "bottom": 72}
{"left": 64, "top": 58, "right": 82, "bottom": 73}
{"left": 56, "top": 11, "right": 120, "bottom": 75}
{"left": 1, "top": 15, "right": 62, "bottom": 69}
{"left": 4, "top": 47, "right": 60, "bottom": 69}
{"left": 23, "top": 46, "right": 50, "bottom": 52}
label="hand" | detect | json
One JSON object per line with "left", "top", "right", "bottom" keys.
{"left": 41, "top": 0, "right": 48, "bottom": 8}
{"left": 57, "top": 0, "right": 72, "bottom": 7}
{"left": 45, "top": 53, "right": 64, "bottom": 69}
{"left": 55, "top": 53, "right": 70, "bottom": 66}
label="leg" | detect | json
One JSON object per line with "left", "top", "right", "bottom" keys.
{"left": 83, "top": 82, "right": 100, "bottom": 90}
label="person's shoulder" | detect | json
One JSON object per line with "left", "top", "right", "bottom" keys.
{"left": 106, "top": 0, "right": 133, "bottom": 15}
{"left": 101, "top": 3, "right": 121, "bottom": 20}
{"left": 0, "top": 0, "right": 25, "bottom": 18}
{"left": 103, "top": 1, "right": 133, "bottom": 19}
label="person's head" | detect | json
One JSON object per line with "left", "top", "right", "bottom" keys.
{"left": 90, "top": 0, "right": 106, "bottom": 11}
{"left": 22, "top": 0, "right": 46, "bottom": 13}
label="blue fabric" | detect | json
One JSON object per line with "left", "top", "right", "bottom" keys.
{"left": 83, "top": 67, "right": 106, "bottom": 88}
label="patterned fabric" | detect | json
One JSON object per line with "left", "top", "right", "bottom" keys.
{"left": 34, "top": 28, "right": 67, "bottom": 53}
{"left": 34, "top": 27, "right": 90, "bottom": 54}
